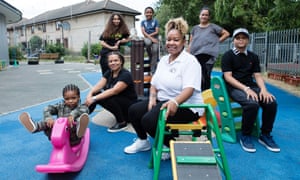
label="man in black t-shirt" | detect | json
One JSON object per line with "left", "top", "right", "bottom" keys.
{"left": 221, "top": 28, "right": 280, "bottom": 153}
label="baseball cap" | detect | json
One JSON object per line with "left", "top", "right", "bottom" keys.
{"left": 233, "top": 28, "right": 249, "bottom": 38}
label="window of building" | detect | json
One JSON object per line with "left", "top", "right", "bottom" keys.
{"left": 56, "top": 22, "right": 61, "bottom": 31}
{"left": 42, "top": 24, "right": 46, "bottom": 32}
{"left": 31, "top": 26, "right": 35, "bottom": 34}
{"left": 56, "top": 39, "right": 61, "bottom": 44}
{"left": 21, "top": 26, "right": 25, "bottom": 36}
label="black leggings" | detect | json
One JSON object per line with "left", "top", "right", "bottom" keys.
{"left": 100, "top": 54, "right": 109, "bottom": 75}
{"left": 129, "top": 100, "right": 200, "bottom": 146}
{"left": 195, "top": 54, "right": 214, "bottom": 91}
{"left": 89, "top": 95, "right": 137, "bottom": 123}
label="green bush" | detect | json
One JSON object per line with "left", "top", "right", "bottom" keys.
{"left": 81, "top": 43, "right": 102, "bottom": 59}
{"left": 9, "top": 46, "right": 23, "bottom": 60}
{"left": 45, "top": 43, "right": 65, "bottom": 56}
{"left": 214, "top": 54, "right": 223, "bottom": 68}
{"left": 63, "top": 55, "right": 86, "bottom": 62}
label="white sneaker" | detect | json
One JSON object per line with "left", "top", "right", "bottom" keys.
{"left": 19, "top": 112, "right": 36, "bottom": 133}
{"left": 161, "top": 152, "right": 171, "bottom": 161}
{"left": 161, "top": 145, "right": 171, "bottom": 161}
{"left": 124, "top": 138, "right": 151, "bottom": 154}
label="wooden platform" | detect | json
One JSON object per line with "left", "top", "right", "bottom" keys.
{"left": 170, "top": 141, "right": 222, "bottom": 180}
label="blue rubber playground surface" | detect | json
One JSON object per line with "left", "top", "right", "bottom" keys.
{"left": 0, "top": 71, "right": 299, "bottom": 179}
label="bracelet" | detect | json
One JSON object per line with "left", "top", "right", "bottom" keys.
{"left": 92, "top": 96, "right": 97, "bottom": 102}
{"left": 170, "top": 99, "right": 179, "bottom": 107}
{"left": 244, "top": 86, "right": 250, "bottom": 92}
{"left": 150, "top": 93, "right": 157, "bottom": 98}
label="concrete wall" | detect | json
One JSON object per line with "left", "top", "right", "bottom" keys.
{"left": 0, "top": 14, "right": 9, "bottom": 64}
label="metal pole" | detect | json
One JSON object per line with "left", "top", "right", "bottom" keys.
{"left": 88, "top": 31, "right": 91, "bottom": 61}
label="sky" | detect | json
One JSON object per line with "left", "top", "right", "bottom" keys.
{"left": 8, "top": 0, "right": 159, "bottom": 35}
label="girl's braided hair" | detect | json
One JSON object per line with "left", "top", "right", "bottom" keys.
{"left": 62, "top": 84, "right": 80, "bottom": 97}
{"left": 164, "top": 17, "right": 189, "bottom": 38}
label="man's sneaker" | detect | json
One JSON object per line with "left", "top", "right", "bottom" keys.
{"left": 77, "top": 113, "right": 89, "bottom": 138}
{"left": 240, "top": 135, "right": 256, "bottom": 153}
{"left": 258, "top": 134, "right": 280, "bottom": 152}
{"left": 19, "top": 112, "right": 37, "bottom": 133}
{"left": 124, "top": 138, "right": 151, "bottom": 154}
{"left": 107, "top": 122, "right": 128, "bottom": 133}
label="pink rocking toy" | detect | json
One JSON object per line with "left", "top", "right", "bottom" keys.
{"left": 35, "top": 117, "right": 90, "bottom": 173}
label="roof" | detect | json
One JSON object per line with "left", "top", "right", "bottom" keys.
{"left": 0, "top": 0, "right": 22, "bottom": 24}
{"left": 16, "top": 0, "right": 141, "bottom": 26}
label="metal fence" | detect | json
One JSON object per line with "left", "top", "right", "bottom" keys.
{"left": 219, "top": 28, "right": 300, "bottom": 77}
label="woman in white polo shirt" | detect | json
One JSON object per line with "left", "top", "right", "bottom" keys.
{"left": 124, "top": 17, "right": 203, "bottom": 154}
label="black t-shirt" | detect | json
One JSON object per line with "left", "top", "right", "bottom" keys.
{"left": 103, "top": 68, "right": 137, "bottom": 100}
{"left": 221, "top": 50, "right": 261, "bottom": 87}
{"left": 99, "top": 33, "right": 130, "bottom": 55}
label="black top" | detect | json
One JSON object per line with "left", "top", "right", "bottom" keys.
{"left": 221, "top": 49, "right": 261, "bottom": 88}
{"left": 99, "top": 33, "right": 130, "bottom": 56}
{"left": 103, "top": 68, "right": 137, "bottom": 100}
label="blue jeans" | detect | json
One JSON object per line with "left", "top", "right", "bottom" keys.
{"left": 228, "top": 86, "right": 277, "bottom": 135}
{"left": 145, "top": 40, "right": 159, "bottom": 74}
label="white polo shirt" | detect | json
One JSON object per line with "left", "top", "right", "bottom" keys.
{"left": 151, "top": 50, "right": 204, "bottom": 115}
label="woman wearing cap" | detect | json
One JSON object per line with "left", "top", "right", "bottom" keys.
{"left": 188, "top": 6, "right": 230, "bottom": 91}
{"left": 221, "top": 28, "right": 280, "bottom": 153}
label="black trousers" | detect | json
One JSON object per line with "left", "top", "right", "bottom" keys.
{"left": 195, "top": 54, "right": 214, "bottom": 91}
{"left": 128, "top": 100, "right": 200, "bottom": 146}
{"left": 99, "top": 54, "right": 109, "bottom": 75}
{"left": 89, "top": 95, "right": 136, "bottom": 123}
{"left": 228, "top": 86, "right": 277, "bottom": 135}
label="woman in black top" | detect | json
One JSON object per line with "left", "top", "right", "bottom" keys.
{"left": 99, "top": 12, "right": 130, "bottom": 75}
{"left": 85, "top": 51, "right": 137, "bottom": 132}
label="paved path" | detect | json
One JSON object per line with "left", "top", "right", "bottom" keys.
{"left": 0, "top": 62, "right": 99, "bottom": 115}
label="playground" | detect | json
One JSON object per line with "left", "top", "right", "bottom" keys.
{"left": 0, "top": 64, "right": 299, "bottom": 179}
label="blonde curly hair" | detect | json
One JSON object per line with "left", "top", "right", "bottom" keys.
{"left": 165, "top": 17, "right": 189, "bottom": 38}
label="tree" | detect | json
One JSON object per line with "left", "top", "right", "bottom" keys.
{"left": 155, "top": 0, "right": 215, "bottom": 38}
{"left": 157, "top": 0, "right": 300, "bottom": 34}
{"left": 268, "top": 0, "right": 300, "bottom": 30}
{"left": 29, "top": 35, "right": 42, "bottom": 52}
{"left": 214, "top": 0, "right": 273, "bottom": 33}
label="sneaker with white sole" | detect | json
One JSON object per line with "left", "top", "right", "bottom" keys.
{"left": 19, "top": 112, "right": 37, "bottom": 133}
{"left": 240, "top": 135, "right": 256, "bottom": 153}
{"left": 258, "top": 134, "right": 280, "bottom": 152}
{"left": 77, "top": 113, "right": 89, "bottom": 138}
{"left": 107, "top": 122, "right": 128, "bottom": 133}
{"left": 161, "top": 152, "right": 171, "bottom": 161}
{"left": 124, "top": 138, "right": 151, "bottom": 154}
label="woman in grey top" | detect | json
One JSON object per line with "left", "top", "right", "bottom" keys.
{"left": 188, "top": 6, "right": 230, "bottom": 91}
